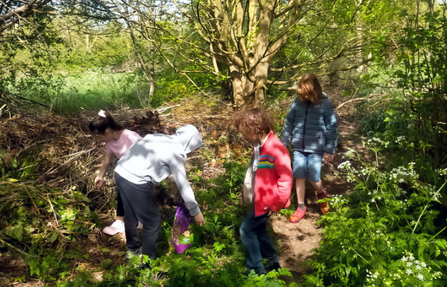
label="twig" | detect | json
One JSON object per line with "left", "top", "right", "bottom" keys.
{"left": 335, "top": 94, "right": 378, "bottom": 110}
{"left": 40, "top": 147, "right": 96, "bottom": 179}
{"left": 0, "top": 271, "right": 10, "bottom": 279}
{"left": 156, "top": 105, "right": 181, "bottom": 113}
{"left": 11, "top": 95, "right": 54, "bottom": 111}
{"left": 0, "top": 238, "right": 38, "bottom": 258}
{"left": 23, "top": 186, "right": 40, "bottom": 215}
{"left": 74, "top": 219, "right": 95, "bottom": 225}
{"left": 17, "top": 163, "right": 39, "bottom": 171}
{"left": 47, "top": 194, "right": 58, "bottom": 226}
{"left": 61, "top": 147, "right": 96, "bottom": 158}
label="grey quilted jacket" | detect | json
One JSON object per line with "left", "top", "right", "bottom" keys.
{"left": 280, "top": 93, "right": 338, "bottom": 154}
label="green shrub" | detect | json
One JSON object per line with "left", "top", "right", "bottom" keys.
{"left": 305, "top": 141, "right": 447, "bottom": 286}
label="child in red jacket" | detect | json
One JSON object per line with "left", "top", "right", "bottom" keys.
{"left": 233, "top": 109, "right": 293, "bottom": 275}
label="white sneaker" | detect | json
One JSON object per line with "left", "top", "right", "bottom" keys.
{"left": 103, "top": 220, "right": 125, "bottom": 235}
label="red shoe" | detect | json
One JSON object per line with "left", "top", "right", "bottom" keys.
{"left": 289, "top": 207, "right": 306, "bottom": 223}
{"left": 318, "top": 190, "right": 329, "bottom": 214}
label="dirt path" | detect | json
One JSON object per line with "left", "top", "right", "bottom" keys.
{"left": 271, "top": 102, "right": 375, "bottom": 284}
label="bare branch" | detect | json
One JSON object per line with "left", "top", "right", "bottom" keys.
{"left": 0, "top": 0, "right": 53, "bottom": 34}
{"left": 269, "top": 58, "right": 373, "bottom": 85}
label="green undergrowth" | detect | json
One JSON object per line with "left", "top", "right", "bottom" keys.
{"left": 0, "top": 151, "right": 298, "bottom": 286}
{"left": 304, "top": 139, "right": 447, "bottom": 286}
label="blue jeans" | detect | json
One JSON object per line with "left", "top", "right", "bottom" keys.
{"left": 240, "top": 208, "right": 279, "bottom": 273}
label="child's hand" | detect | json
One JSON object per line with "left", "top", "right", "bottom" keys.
{"left": 323, "top": 153, "right": 334, "bottom": 163}
{"left": 94, "top": 176, "right": 103, "bottom": 189}
{"left": 194, "top": 212, "right": 206, "bottom": 226}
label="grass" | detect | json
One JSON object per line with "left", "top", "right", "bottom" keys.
{"left": 4, "top": 68, "right": 196, "bottom": 114}
{"left": 52, "top": 69, "right": 146, "bottom": 113}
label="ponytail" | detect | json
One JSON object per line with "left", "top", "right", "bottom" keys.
{"left": 89, "top": 110, "right": 124, "bottom": 135}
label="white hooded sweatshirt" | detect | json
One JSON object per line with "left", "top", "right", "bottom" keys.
{"left": 115, "top": 125, "right": 203, "bottom": 216}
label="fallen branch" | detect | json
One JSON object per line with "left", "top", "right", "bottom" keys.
{"left": 335, "top": 94, "right": 379, "bottom": 110}
{"left": 0, "top": 238, "right": 39, "bottom": 258}
{"left": 156, "top": 105, "right": 181, "bottom": 113}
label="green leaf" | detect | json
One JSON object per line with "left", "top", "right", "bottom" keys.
{"left": 60, "top": 208, "right": 77, "bottom": 222}
{"left": 360, "top": 74, "right": 371, "bottom": 82}
{"left": 5, "top": 224, "right": 23, "bottom": 241}
{"left": 49, "top": 231, "right": 58, "bottom": 243}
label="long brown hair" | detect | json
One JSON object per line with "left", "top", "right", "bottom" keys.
{"left": 297, "top": 74, "right": 323, "bottom": 105}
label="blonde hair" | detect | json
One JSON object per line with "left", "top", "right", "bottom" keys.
{"left": 297, "top": 74, "right": 323, "bottom": 105}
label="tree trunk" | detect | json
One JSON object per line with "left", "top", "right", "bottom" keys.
{"left": 230, "top": 65, "right": 254, "bottom": 109}
{"left": 230, "top": 61, "right": 270, "bottom": 110}
{"left": 253, "top": 61, "right": 269, "bottom": 107}
{"left": 228, "top": 0, "right": 273, "bottom": 110}
{"left": 428, "top": 0, "right": 434, "bottom": 15}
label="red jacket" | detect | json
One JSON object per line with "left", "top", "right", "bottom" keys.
{"left": 253, "top": 132, "right": 293, "bottom": 217}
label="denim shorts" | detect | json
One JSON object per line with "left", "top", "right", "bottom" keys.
{"left": 292, "top": 151, "right": 323, "bottom": 182}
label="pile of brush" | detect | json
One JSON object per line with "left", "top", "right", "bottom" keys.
{"left": 0, "top": 97, "right": 243, "bottom": 261}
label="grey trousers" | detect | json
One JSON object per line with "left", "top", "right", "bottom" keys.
{"left": 115, "top": 172, "right": 161, "bottom": 260}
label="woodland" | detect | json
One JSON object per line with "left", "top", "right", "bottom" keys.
{"left": 0, "top": 0, "right": 447, "bottom": 286}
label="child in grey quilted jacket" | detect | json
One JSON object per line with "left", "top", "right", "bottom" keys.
{"left": 281, "top": 74, "right": 338, "bottom": 223}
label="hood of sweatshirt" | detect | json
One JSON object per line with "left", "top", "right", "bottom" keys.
{"left": 175, "top": 124, "right": 203, "bottom": 154}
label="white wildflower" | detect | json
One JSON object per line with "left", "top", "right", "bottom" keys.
{"left": 396, "top": 136, "right": 406, "bottom": 143}
{"left": 417, "top": 274, "right": 423, "bottom": 281}
{"left": 338, "top": 161, "right": 351, "bottom": 170}
{"left": 345, "top": 148, "right": 356, "bottom": 159}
